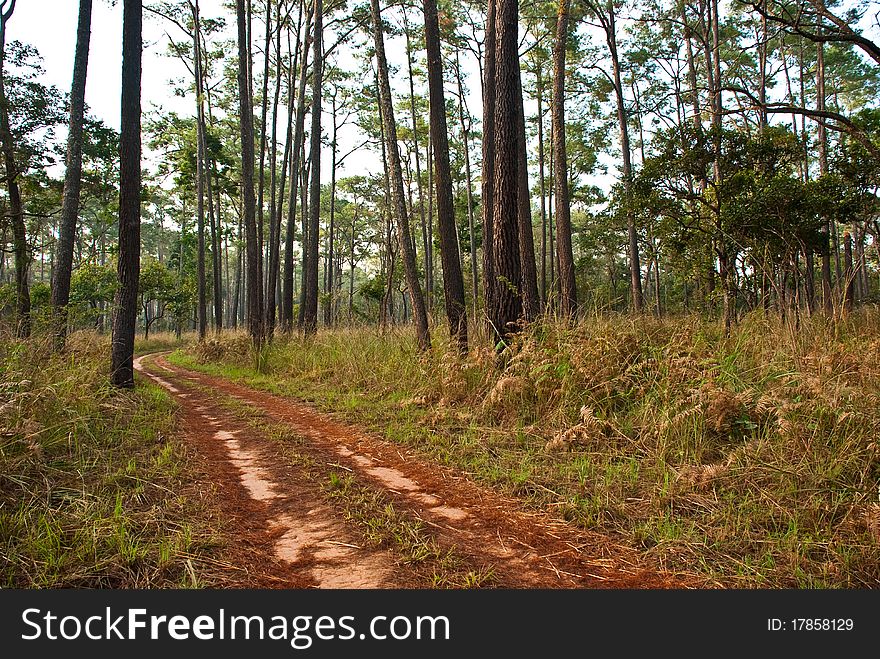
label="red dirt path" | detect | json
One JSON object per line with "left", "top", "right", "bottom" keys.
{"left": 136, "top": 352, "right": 709, "bottom": 589}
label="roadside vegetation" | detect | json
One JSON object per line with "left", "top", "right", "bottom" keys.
{"left": 0, "top": 330, "right": 223, "bottom": 587}
{"left": 171, "top": 311, "right": 880, "bottom": 588}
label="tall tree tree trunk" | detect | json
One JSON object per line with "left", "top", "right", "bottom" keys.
{"left": 488, "top": 0, "right": 524, "bottom": 347}
{"left": 403, "top": 13, "right": 430, "bottom": 304}
{"left": 0, "top": 1, "right": 29, "bottom": 338}
{"left": 110, "top": 0, "right": 142, "bottom": 387}
{"left": 264, "top": 2, "right": 283, "bottom": 338}
{"left": 194, "top": 1, "right": 208, "bottom": 341}
{"left": 817, "top": 36, "right": 833, "bottom": 314}
{"left": 303, "top": 0, "right": 323, "bottom": 335}
{"left": 51, "top": 0, "right": 92, "bottom": 348}
{"left": 551, "top": 0, "right": 577, "bottom": 319}
{"left": 481, "top": 0, "right": 497, "bottom": 321}
{"left": 514, "top": 67, "right": 540, "bottom": 322}
{"left": 256, "top": 0, "right": 271, "bottom": 270}
{"left": 536, "top": 64, "right": 548, "bottom": 308}
{"left": 237, "top": 0, "right": 263, "bottom": 348}
{"left": 604, "top": 2, "right": 643, "bottom": 312}
{"left": 282, "top": 2, "right": 312, "bottom": 332}
{"left": 370, "top": 0, "right": 430, "bottom": 350}
{"left": 424, "top": 0, "right": 467, "bottom": 352}
{"left": 455, "top": 51, "right": 479, "bottom": 320}
{"left": 843, "top": 231, "right": 854, "bottom": 313}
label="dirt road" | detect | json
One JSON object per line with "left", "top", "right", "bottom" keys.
{"left": 135, "top": 352, "right": 701, "bottom": 589}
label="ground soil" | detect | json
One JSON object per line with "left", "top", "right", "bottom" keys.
{"left": 135, "top": 353, "right": 709, "bottom": 589}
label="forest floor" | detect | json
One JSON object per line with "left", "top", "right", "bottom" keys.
{"left": 135, "top": 351, "right": 700, "bottom": 588}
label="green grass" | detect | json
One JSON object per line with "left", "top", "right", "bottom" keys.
{"left": 0, "top": 330, "right": 219, "bottom": 587}
{"left": 168, "top": 310, "right": 880, "bottom": 588}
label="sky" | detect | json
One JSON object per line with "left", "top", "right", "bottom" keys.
{"left": 5, "top": 0, "right": 484, "bottom": 186}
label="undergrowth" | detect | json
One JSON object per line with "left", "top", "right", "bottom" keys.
{"left": 0, "top": 330, "right": 217, "bottom": 587}
{"left": 173, "top": 310, "right": 880, "bottom": 588}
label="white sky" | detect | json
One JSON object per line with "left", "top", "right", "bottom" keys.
{"left": 6, "top": 0, "right": 486, "bottom": 186}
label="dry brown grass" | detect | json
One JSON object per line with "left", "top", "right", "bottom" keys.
{"left": 171, "top": 309, "right": 880, "bottom": 587}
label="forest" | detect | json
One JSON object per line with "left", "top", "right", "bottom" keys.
{"left": 1, "top": 0, "right": 879, "bottom": 590}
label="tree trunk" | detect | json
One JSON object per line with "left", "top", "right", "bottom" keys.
{"left": 0, "top": 3, "right": 29, "bottom": 338}
{"left": 551, "top": 0, "right": 577, "bottom": 319}
{"left": 110, "top": 0, "right": 142, "bottom": 388}
{"left": 403, "top": 13, "right": 429, "bottom": 304}
{"left": 264, "top": 3, "right": 283, "bottom": 338}
{"left": 481, "top": 0, "right": 497, "bottom": 320}
{"left": 536, "top": 64, "right": 548, "bottom": 308}
{"left": 514, "top": 59, "right": 540, "bottom": 322}
{"left": 236, "top": 0, "right": 263, "bottom": 348}
{"left": 424, "top": 0, "right": 468, "bottom": 352}
{"left": 817, "top": 37, "right": 833, "bottom": 314}
{"left": 256, "top": 0, "right": 271, "bottom": 270}
{"left": 488, "top": 0, "right": 524, "bottom": 347}
{"left": 194, "top": 1, "right": 208, "bottom": 341}
{"left": 455, "top": 51, "right": 479, "bottom": 321}
{"left": 51, "top": 0, "right": 92, "bottom": 348}
{"left": 605, "top": 3, "right": 643, "bottom": 312}
{"left": 283, "top": 2, "right": 312, "bottom": 332}
{"left": 843, "top": 231, "right": 854, "bottom": 313}
{"left": 303, "top": 0, "right": 323, "bottom": 335}
{"left": 370, "top": 0, "right": 430, "bottom": 350}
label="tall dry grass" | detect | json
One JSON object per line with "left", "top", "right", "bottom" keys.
{"left": 176, "top": 310, "right": 880, "bottom": 587}
{"left": 0, "top": 329, "right": 213, "bottom": 587}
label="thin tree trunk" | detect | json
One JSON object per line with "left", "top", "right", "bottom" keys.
{"left": 110, "top": 0, "right": 142, "bottom": 387}
{"left": 256, "top": 0, "right": 271, "bottom": 269}
{"left": 536, "top": 64, "right": 548, "bottom": 307}
{"left": 0, "top": 2, "right": 29, "bottom": 337}
{"left": 51, "top": 0, "right": 92, "bottom": 348}
{"left": 264, "top": 2, "right": 283, "bottom": 338}
{"left": 370, "top": 0, "right": 430, "bottom": 350}
{"left": 194, "top": 1, "right": 208, "bottom": 340}
{"left": 403, "top": 13, "right": 429, "bottom": 304}
{"left": 283, "top": 1, "right": 312, "bottom": 332}
{"left": 303, "top": 0, "right": 323, "bottom": 335}
{"left": 604, "top": 3, "right": 643, "bottom": 312}
{"left": 455, "top": 50, "right": 479, "bottom": 320}
{"left": 817, "top": 36, "right": 833, "bottom": 314}
{"left": 424, "top": 0, "right": 467, "bottom": 352}
{"left": 552, "top": 0, "right": 577, "bottom": 319}
{"left": 514, "top": 67, "right": 539, "bottom": 322}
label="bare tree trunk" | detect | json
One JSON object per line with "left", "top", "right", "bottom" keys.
{"left": 424, "top": 0, "right": 467, "bottom": 352}
{"left": 403, "top": 12, "right": 430, "bottom": 304}
{"left": 110, "top": 0, "right": 142, "bottom": 387}
{"left": 303, "top": 0, "right": 323, "bottom": 335}
{"left": 236, "top": 0, "right": 263, "bottom": 348}
{"left": 455, "top": 51, "right": 479, "bottom": 321}
{"left": 370, "top": 0, "right": 430, "bottom": 350}
{"left": 264, "top": 2, "right": 283, "bottom": 339}
{"left": 551, "top": 0, "right": 577, "bottom": 319}
{"left": 193, "top": 1, "right": 208, "bottom": 340}
{"left": 843, "top": 230, "right": 854, "bottom": 313}
{"left": 514, "top": 60, "right": 540, "bottom": 322}
{"left": 256, "top": 0, "right": 271, "bottom": 271}
{"left": 817, "top": 36, "right": 833, "bottom": 314}
{"left": 604, "top": 2, "right": 643, "bottom": 312}
{"left": 0, "top": 2, "right": 29, "bottom": 337}
{"left": 488, "top": 0, "right": 524, "bottom": 347}
{"left": 51, "top": 0, "right": 92, "bottom": 348}
{"left": 536, "top": 64, "right": 548, "bottom": 308}
{"left": 481, "top": 0, "right": 497, "bottom": 320}
{"left": 283, "top": 2, "right": 312, "bottom": 332}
